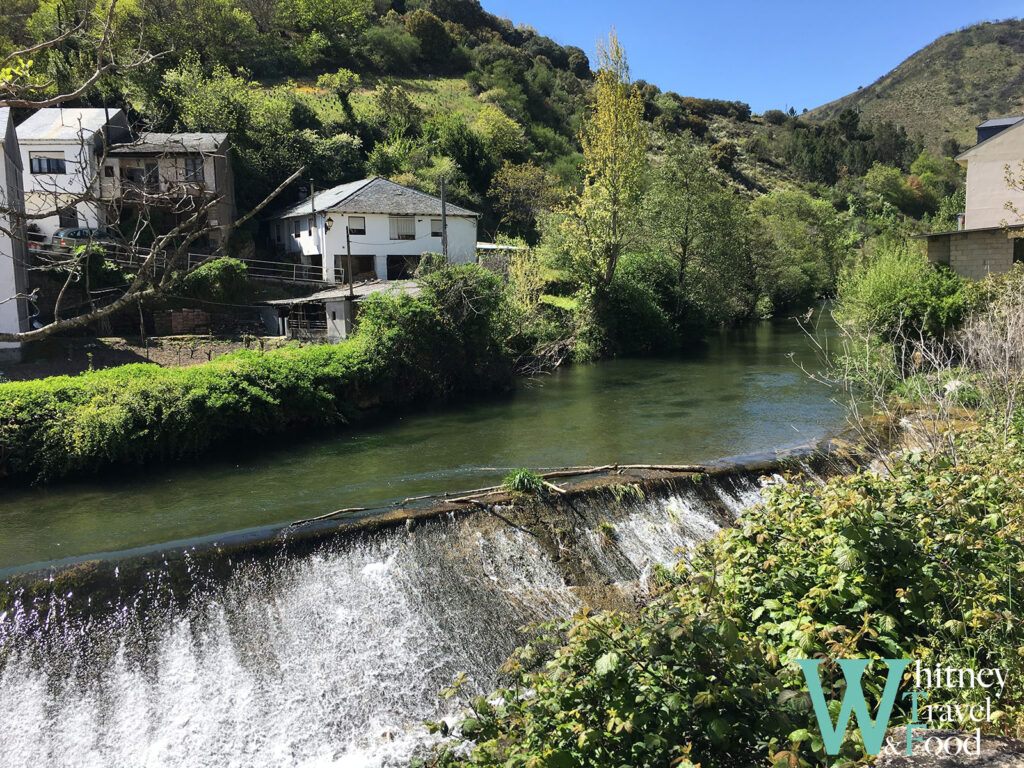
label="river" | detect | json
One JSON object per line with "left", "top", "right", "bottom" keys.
{"left": 0, "top": 315, "right": 843, "bottom": 575}
{"left": 0, "top": 314, "right": 847, "bottom": 768}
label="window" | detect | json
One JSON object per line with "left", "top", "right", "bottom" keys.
{"left": 29, "top": 152, "right": 67, "bottom": 175}
{"left": 275, "top": 223, "right": 282, "bottom": 244}
{"left": 389, "top": 216, "right": 415, "bottom": 241}
{"left": 348, "top": 216, "right": 366, "bottom": 235}
{"left": 58, "top": 208, "right": 79, "bottom": 228}
{"left": 292, "top": 219, "right": 301, "bottom": 237}
{"left": 308, "top": 217, "right": 313, "bottom": 236}
{"left": 103, "top": 165, "right": 115, "bottom": 178}
{"left": 1014, "top": 237, "right": 1024, "bottom": 264}
{"left": 184, "top": 156, "right": 205, "bottom": 183}
{"left": 431, "top": 219, "right": 443, "bottom": 237}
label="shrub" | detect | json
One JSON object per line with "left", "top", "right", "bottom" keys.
{"left": 435, "top": 419, "right": 1024, "bottom": 767}
{"left": 503, "top": 468, "right": 544, "bottom": 495}
{"left": 835, "top": 239, "right": 973, "bottom": 341}
{"left": 0, "top": 265, "right": 509, "bottom": 483}
{"left": 179, "top": 257, "right": 250, "bottom": 303}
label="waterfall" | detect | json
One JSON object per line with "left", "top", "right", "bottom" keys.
{"left": 0, "top": 473, "right": 774, "bottom": 768}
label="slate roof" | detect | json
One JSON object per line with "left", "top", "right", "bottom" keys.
{"left": 977, "top": 116, "right": 1024, "bottom": 128}
{"left": 0, "top": 108, "right": 20, "bottom": 170}
{"left": 276, "top": 177, "right": 479, "bottom": 219}
{"left": 16, "top": 107, "right": 122, "bottom": 143}
{"left": 109, "top": 132, "right": 228, "bottom": 155}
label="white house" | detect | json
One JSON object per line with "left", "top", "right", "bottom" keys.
{"left": 269, "top": 177, "right": 479, "bottom": 283}
{"left": 16, "top": 107, "right": 130, "bottom": 238}
{"left": 0, "top": 108, "right": 29, "bottom": 361}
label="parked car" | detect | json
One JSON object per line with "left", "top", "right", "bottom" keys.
{"left": 50, "top": 228, "right": 124, "bottom": 254}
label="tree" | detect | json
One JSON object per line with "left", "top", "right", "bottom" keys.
{"left": 488, "top": 161, "right": 560, "bottom": 239}
{"left": 473, "top": 105, "right": 525, "bottom": 159}
{"left": 562, "top": 30, "right": 646, "bottom": 288}
{"left": 404, "top": 8, "right": 453, "bottom": 60}
{"left": 750, "top": 189, "right": 855, "bottom": 313}
{"left": 643, "top": 138, "right": 752, "bottom": 325}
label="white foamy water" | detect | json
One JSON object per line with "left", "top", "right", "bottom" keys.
{"left": 0, "top": 480, "right": 770, "bottom": 768}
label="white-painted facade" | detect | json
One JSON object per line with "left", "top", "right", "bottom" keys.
{"left": 269, "top": 178, "right": 479, "bottom": 283}
{"left": 16, "top": 108, "right": 130, "bottom": 238}
{"left": 0, "top": 108, "right": 29, "bottom": 361}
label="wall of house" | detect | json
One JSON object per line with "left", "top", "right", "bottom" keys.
{"left": 325, "top": 299, "right": 351, "bottom": 341}
{"left": 20, "top": 138, "right": 104, "bottom": 238}
{"left": 273, "top": 211, "right": 477, "bottom": 282}
{"left": 962, "top": 126, "right": 1024, "bottom": 229}
{"left": 100, "top": 148, "right": 235, "bottom": 245}
{"left": 942, "top": 229, "right": 1014, "bottom": 280}
{"left": 1, "top": 127, "right": 28, "bottom": 362}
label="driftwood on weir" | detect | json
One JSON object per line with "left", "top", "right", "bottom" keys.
{"left": 287, "top": 463, "right": 705, "bottom": 527}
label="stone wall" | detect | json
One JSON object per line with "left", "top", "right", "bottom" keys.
{"left": 927, "top": 230, "right": 1014, "bottom": 280}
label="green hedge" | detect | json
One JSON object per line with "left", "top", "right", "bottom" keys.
{"left": 0, "top": 265, "right": 510, "bottom": 483}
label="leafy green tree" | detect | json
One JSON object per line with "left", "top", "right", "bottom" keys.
{"left": 473, "top": 104, "right": 525, "bottom": 159}
{"left": 288, "top": 0, "right": 372, "bottom": 38}
{"left": 643, "top": 138, "right": 752, "bottom": 326}
{"left": 404, "top": 8, "right": 454, "bottom": 60}
{"left": 488, "top": 161, "right": 560, "bottom": 239}
{"left": 751, "top": 188, "right": 855, "bottom": 312}
{"left": 562, "top": 30, "right": 647, "bottom": 288}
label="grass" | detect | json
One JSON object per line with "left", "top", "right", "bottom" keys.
{"left": 283, "top": 75, "right": 487, "bottom": 126}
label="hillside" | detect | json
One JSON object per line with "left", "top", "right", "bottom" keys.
{"left": 807, "top": 18, "right": 1024, "bottom": 152}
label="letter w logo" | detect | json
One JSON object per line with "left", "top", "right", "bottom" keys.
{"left": 796, "top": 658, "right": 910, "bottom": 755}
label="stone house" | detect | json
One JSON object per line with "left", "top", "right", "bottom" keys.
{"left": 268, "top": 177, "right": 479, "bottom": 283}
{"left": 922, "top": 116, "right": 1024, "bottom": 278}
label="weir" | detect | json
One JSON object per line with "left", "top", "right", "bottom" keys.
{"left": 0, "top": 450, "right": 844, "bottom": 768}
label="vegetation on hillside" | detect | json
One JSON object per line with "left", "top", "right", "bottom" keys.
{"left": 806, "top": 18, "right": 1024, "bottom": 152}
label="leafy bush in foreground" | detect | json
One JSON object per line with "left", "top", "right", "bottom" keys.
{"left": 0, "top": 265, "right": 509, "bottom": 482}
{"left": 432, "top": 420, "right": 1024, "bottom": 768}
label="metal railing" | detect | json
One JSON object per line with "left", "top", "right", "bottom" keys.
{"left": 28, "top": 243, "right": 330, "bottom": 286}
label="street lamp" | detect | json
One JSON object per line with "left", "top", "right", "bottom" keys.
{"left": 325, "top": 216, "right": 334, "bottom": 231}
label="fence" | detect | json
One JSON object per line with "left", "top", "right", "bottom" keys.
{"left": 28, "top": 244, "right": 329, "bottom": 286}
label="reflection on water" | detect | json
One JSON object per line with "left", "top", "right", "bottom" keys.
{"left": 0, "top": 315, "right": 843, "bottom": 572}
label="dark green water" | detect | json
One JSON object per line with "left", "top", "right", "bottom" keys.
{"left": 0, "top": 316, "right": 844, "bottom": 574}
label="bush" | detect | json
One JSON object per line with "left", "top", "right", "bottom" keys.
{"left": 835, "top": 239, "right": 974, "bottom": 341}
{"left": 435, "top": 419, "right": 1024, "bottom": 767}
{"left": 179, "top": 257, "right": 250, "bottom": 303}
{"left": 0, "top": 265, "right": 509, "bottom": 483}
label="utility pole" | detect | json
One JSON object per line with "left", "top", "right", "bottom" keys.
{"left": 346, "top": 226, "right": 354, "bottom": 299}
{"left": 440, "top": 175, "right": 448, "bottom": 260}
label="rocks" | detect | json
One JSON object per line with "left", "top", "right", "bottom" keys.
{"left": 874, "top": 728, "right": 1024, "bottom": 768}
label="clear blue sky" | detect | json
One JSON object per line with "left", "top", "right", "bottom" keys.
{"left": 480, "top": 1, "right": 1022, "bottom": 113}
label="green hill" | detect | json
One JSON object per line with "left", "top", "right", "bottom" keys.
{"left": 807, "top": 18, "right": 1024, "bottom": 152}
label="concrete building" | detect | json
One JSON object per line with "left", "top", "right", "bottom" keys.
{"left": 269, "top": 177, "right": 479, "bottom": 284}
{"left": 105, "top": 132, "right": 236, "bottom": 246}
{"left": 0, "top": 108, "right": 30, "bottom": 361}
{"left": 16, "top": 110, "right": 235, "bottom": 247}
{"left": 922, "top": 116, "right": 1024, "bottom": 278}
{"left": 15, "top": 107, "right": 130, "bottom": 238}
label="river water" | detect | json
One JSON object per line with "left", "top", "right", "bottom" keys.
{"left": 0, "top": 315, "right": 845, "bottom": 768}
{"left": 0, "top": 316, "right": 843, "bottom": 575}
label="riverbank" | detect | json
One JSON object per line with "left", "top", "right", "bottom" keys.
{"left": 0, "top": 266, "right": 512, "bottom": 485}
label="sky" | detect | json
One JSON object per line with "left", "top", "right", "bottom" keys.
{"left": 480, "top": 0, "right": 1023, "bottom": 113}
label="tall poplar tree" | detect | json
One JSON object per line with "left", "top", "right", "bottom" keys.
{"left": 564, "top": 30, "right": 647, "bottom": 288}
